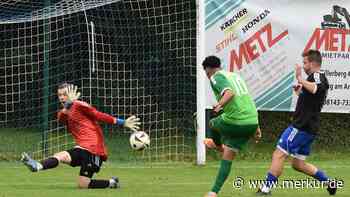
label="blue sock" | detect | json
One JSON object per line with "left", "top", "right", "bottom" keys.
{"left": 265, "top": 172, "right": 278, "bottom": 188}
{"left": 313, "top": 170, "right": 329, "bottom": 182}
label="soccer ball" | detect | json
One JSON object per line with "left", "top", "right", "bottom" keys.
{"left": 129, "top": 131, "right": 150, "bottom": 151}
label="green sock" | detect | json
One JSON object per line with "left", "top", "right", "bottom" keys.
{"left": 211, "top": 160, "right": 232, "bottom": 193}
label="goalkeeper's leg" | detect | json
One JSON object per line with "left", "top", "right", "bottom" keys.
{"left": 77, "top": 150, "right": 120, "bottom": 189}
{"left": 21, "top": 151, "right": 69, "bottom": 172}
{"left": 21, "top": 152, "right": 44, "bottom": 172}
{"left": 79, "top": 175, "right": 120, "bottom": 189}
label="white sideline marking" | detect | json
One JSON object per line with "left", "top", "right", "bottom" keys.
{"left": 107, "top": 166, "right": 350, "bottom": 169}
{"left": 0, "top": 182, "right": 210, "bottom": 186}
{"left": 4, "top": 164, "right": 350, "bottom": 169}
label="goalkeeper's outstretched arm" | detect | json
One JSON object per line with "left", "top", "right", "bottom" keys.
{"left": 77, "top": 102, "right": 141, "bottom": 132}
{"left": 57, "top": 83, "right": 141, "bottom": 131}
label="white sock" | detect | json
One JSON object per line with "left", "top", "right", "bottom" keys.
{"left": 261, "top": 184, "right": 271, "bottom": 193}
{"left": 36, "top": 162, "right": 43, "bottom": 171}
{"left": 109, "top": 178, "right": 116, "bottom": 187}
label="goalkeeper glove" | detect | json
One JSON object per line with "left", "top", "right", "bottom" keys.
{"left": 64, "top": 84, "right": 81, "bottom": 109}
{"left": 116, "top": 115, "right": 141, "bottom": 132}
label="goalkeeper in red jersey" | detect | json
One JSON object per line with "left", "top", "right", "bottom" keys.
{"left": 21, "top": 83, "right": 141, "bottom": 189}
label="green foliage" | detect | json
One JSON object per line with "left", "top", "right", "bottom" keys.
{"left": 258, "top": 111, "right": 350, "bottom": 148}
{"left": 206, "top": 111, "right": 350, "bottom": 162}
{"left": 0, "top": 110, "right": 348, "bottom": 162}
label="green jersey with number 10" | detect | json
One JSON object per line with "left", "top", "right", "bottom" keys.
{"left": 210, "top": 70, "right": 258, "bottom": 125}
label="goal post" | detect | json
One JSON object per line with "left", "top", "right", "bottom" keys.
{"left": 196, "top": 0, "right": 206, "bottom": 165}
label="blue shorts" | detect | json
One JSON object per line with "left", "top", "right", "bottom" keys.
{"left": 276, "top": 126, "right": 315, "bottom": 160}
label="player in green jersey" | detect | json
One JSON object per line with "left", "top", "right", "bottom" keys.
{"left": 202, "top": 56, "right": 261, "bottom": 197}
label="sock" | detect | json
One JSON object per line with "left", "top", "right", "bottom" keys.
{"left": 261, "top": 172, "right": 278, "bottom": 193}
{"left": 40, "top": 157, "right": 59, "bottom": 170}
{"left": 88, "top": 179, "right": 110, "bottom": 189}
{"left": 211, "top": 160, "right": 232, "bottom": 193}
{"left": 109, "top": 178, "right": 116, "bottom": 187}
{"left": 313, "top": 170, "right": 329, "bottom": 182}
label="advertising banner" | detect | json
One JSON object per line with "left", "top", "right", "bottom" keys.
{"left": 204, "top": 0, "right": 350, "bottom": 113}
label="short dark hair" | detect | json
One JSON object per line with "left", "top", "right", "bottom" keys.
{"left": 58, "top": 82, "right": 71, "bottom": 90}
{"left": 202, "top": 56, "right": 221, "bottom": 69}
{"left": 302, "top": 49, "right": 322, "bottom": 66}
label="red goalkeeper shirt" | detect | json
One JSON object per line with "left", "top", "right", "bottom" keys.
{"left": 57, "top": 101, "right": 115, "bottom": 161}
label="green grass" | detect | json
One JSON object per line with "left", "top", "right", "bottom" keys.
{"left": 0, "top": 128, "right": 41, "bottom": 161}
{"left": 0, "top": 127, "right": 196, "bottom": 163}
{"left": 0, "top": 160, "right": 349, "bottom": 197}
{"left": 1, "top": 127, "right": 348, "bottom": 163}
{"left": 1, "top": 127, "right": 349, "bottom": 196}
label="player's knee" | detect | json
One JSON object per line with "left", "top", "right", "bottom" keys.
{"left": 291, "top": 163, "right": 300, "bottom": 171}
{"left": 272, "top": 149, "right": 288, "bottom": 159}
{"left": 52, "top": 154, "right": 61, "bottom": 162}
{"left": 291, "top": 159, "right": 305, "bottom": 171}
{"left": 270, "top": 151, "right": 287, "bottom": 176}
{"left": 77, "top": 182, "right": 88, "bottom": 189}
{"left": 77, "top": 177, "right": 90, "bottom": 189}
{"left": 53, "top": 151, "right": 71, "bottom": 164}
{"left": 222, "top": 145, "right": 236, "bottom": 160}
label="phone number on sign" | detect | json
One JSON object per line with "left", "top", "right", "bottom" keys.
{"left": 324, "top": 99, "right": 350, "bottom": 106}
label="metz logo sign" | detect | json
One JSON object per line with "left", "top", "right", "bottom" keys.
{"left": 229, "top": 23, "right": 288, "bottom": 71}
{"left": 304, "top": 5, "right": 350, "bottom": 52}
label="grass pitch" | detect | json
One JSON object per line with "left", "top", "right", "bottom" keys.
{"left": 0, "top": 160, "right": 348, "bottom": 197}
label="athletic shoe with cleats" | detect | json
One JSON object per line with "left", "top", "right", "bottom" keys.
{"left": 205, "top": 191, "right": 217, "bottom": 197}
{"left": 21, "top": 152, "right": 41, "bottom": 172}
{"left": 327, "top": 185, "right": 337, "bottom": 195}
{"left": 256, "top": 188, "right": 272, "bottom": 196}
{"left": 110, "top": 177, "right": 120, "bottom": 189}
